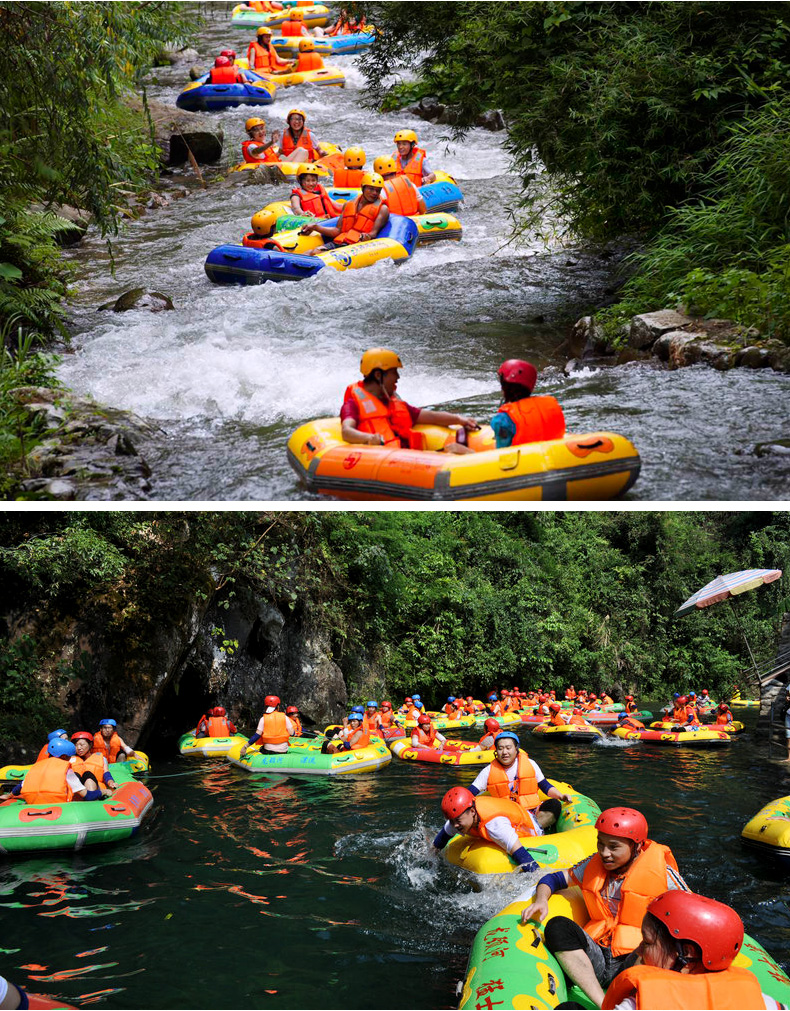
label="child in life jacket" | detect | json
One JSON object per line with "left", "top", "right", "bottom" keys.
{"left": 491, "top": 359, "right": 566, "bottom": 448}
{"left": 520, "top": 807, "right": 689, "bottom": 1008}
{"left": 290, "top": 164, "right": 341, "bottom": 218}
{"left": 601, "top": 891, "right": 781, "bottom": 1010}
{"left": 301, "top": 172, "right": 389, "bottom": 252}
{"left": 242, "top": 117, "right": 280, "bottom": 164}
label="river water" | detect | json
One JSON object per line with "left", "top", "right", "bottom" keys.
{"left": 56, "top": 6, "right": 790, "bottom": 502}
{"left": 2, "top": 708, "right": 790, "bottom": 1010}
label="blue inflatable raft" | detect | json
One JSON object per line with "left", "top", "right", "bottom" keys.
{"left": 176, "top": 72, "right": 276, "bottom": 112}
{"left": 273, "top": 31, "right": 374, "bottom": 56}
{"left": 325, "top": 180, "right": 464, "bottom": 215}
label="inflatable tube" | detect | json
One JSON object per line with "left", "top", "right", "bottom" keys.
{"left": 612, "top": 726, "right": 731, "bottom": 747}
{"left": 398, "top": 714, "right": 476, "bottom": 731}
{"left": 287, "top": 419, "right": 641, "bottom": 502}
{"left": 0, "top": 780, "right": 154, "bottom": 854}
{"left": 227, "top": 736, "right": 391, "bottom": 775}
{"left": 444, "top": 780, "right": 600, "bottom": 874}
{"left": 178, "top": 732, "right": 249, "bottom": 757}
{"left": 28, "top": 995, "right": 78, "bottom": 1010}
{"left": 742, "top": 795, "right": 790, "bottom": 868}
{"left": 176, "top": 75, "right": 276, "bottom": 112}
{"left": 205, "top": 214, "right": 418, "bottom": 284}
{"left": 229, "top": 142, "right": 342, "bottom": 180}
{"left": 231, "top": 3, "right": 331, "bottom": 28}
{"left": 532, "top": 722, "right": 604, "bottom": 740}
{"left": 731, "top": 697, "right": 760, "bottom": 707}
{"left": 649, "top": 719, "right": 744, "bottom": 734}
{"left": 469, "top": 711, "right": 523, "bottom": 728}
{"left": 380, "top": 726, "right": 406, "bottom": 741}
{"left": 325, "top": 176, "right": 463, "bottom": 214}
{"left": 244, "top": 210, "right": 461, "bottom": 250}
{"left": 458, "top": 886, "right": 790, "bottom": 1010}
{"left": 0, "top": 754, "right": 148, "bottom": 783}
{"left": 235, "top": 57, "right": 345, "bottom": 88}
{"left": 272, "top": 30, "right": 375, "bottom": 55}
{"left": 390, "top": 738, "right": 494, "bottom": 766}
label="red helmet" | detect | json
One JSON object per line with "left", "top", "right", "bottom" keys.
{"left": 286, "top": 706, "right": 298, "bottom": 715}
{"left": 502, "top": 690, "right": 510, "bottom": 696}
{"left": 701, "top": 689, "right": 710, "bottom": 695}
{"left": 264, "top": 695, "right": 280, "bottom": 708}
{"left": 484, "top": 718, "right": 501, "bottom": 733}
{"left": 647, "top": 891, "right": 743, "bottom": 971}
{"left": 589, "top": 693, "right": 598, "bottom": 700}
{"left": 214, "top": 55, "right": 232, "bottom": 67}
{"left": 549, "top": 702, "right": 562, "bottom": 712}
{"left": 678, "top": 695, "right": 688, "bottom": 705}
{"left": 441, "top": 786, "right": 475, "bottom": 820}
{"left": 221, "top": 49, "right": 237, "bottom": 59}
{"left": 625, "top": 695, "right": 634, "bottom": 702}
{"left": 404, "top": 697, "right": 413, "bottom": 703}
{"left": 381, "top": 701, "right": 392, "bottom": 710}
{"left": 538, "top": 694, "right": 548, "bottom": 703}
{"left": 213, "top": 706, "right": 226, "bottom": 717}
{"left": 572, "top": 708, "right": 582, "bottom": 715}
{"left": 718, "top": 702, "right": 729, "bottom": 710}
{"left": 71, "top": 731, "right": 93, "bottom": 742}
{"left": 466, "top": 696, "right": 473, "bottom": 702}
{"left": 417, "top": 714, "right": 431, "bottom": 726}
{"left": 512, "top": 686, "right": 520, "bottom": 692}
{"left": 595, "top": 807, "right": 647, "bottom": 845}
{"left": 498, "top": 359, "right": 537, "bottom": 392}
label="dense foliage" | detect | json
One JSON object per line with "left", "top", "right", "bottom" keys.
{"left": 2, "top": 511, "right": 787, "bottom": 741}
{"left": 354, "top": 1, "right": 790, "bottom": 342}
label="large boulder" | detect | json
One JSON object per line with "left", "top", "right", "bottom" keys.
{"left": 628, "top": 309, "right": 693, "bottom": 350}
{"left": 98, "top": 289, "right": 175, "bottom": 313}
{"left": 126, "top": 95, "right": 224, "bottom": 166}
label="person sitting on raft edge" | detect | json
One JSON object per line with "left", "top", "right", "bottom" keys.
{"left": 491, "top": 359, "right": 566, "bottom": 448}
{"left": 340, "top": 348, "right": 478, "bottom": 454}
{"left": 240, "top": 695, "right": 295, "bottom": 757}
{"left": 300, "top": 172, "right": 389, "bottom": 254}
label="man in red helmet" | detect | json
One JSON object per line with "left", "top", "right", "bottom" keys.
{"left": 472, "top": 718, "right": 501, "bottom": 751}
{"left": 491, "top": 359, "right": 566, "bottom": 448}
{"left": 240, "top": 696, "right": 295, "bottom": 757}
{"left": 208, "top": 55, "right": 248, "bottom": 85}
{"left": 432, "top": 786, "right": 541, "bottom": 872}
{"left": 411, "top": 714, "right": 447, "bottom": 750}
{"left": 196, "top": 707, "right": 237, "bottom": 738}
{"left": 602, "top": 892, "right": 778, "bottom": 1010}
{"left": 521, "top": 807, "right": 688, "bottom": 1007}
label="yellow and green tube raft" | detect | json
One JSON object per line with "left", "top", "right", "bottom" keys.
{"left": 178, "top": 732, "right": 248, "bottom": 758}
{"left": 742, "top": 795, "right": 790, "bottom": 868}
{"left": 226, "top": 735, "right": 391, "bottom": 776}
{"left": 0, "top": 752, "right": 150, "bottom": 782}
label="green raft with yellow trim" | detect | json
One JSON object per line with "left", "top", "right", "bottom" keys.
{"left": 226, "top": 736, "right": 391, "bottom": 775}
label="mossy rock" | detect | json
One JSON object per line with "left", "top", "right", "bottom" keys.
{"left": 99, "top": 289, "right": 174, "bottom": 312}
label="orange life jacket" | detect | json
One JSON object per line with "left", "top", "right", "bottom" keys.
{"left": 469, "top": 795, "right": 533, "bottom": 842}
{"left": 333, "top": 167, "right": 366, "bottom": 188}
{"left": 20, "top": 757, "right": 73, "bottom": 804}
{"left": 326, "top": 15, "right": 365, "bottom": 35}
{"left": 414, "top": 725, "right": 438, "bottom": 747}
{"left": 36, "top": 743, "right": 50, "bottom": 763}
{"left": 569, "top": 712, "right": 588, "bottom": 726}
{"left": 362, "top": 714, "right": 380, "bottom": 735}
{"left": 672, "top": 706, "right": 687, "bottom": 723}
{"left": 716, "top": 712, "right": 733, "bottom": 725}
{"left": 621, "top": 716, "right": 645, "bottom": 730}
{"left": 336, "top": 193, "right": 382, "bottom": 245}
{"left": 296, "top": 52, "right": 324, "bottom": 72}
{"left": 580, "top": 840, "right": 680, "bottom": 956}
{"left": 443, "top": 703, "right": 458, "bottom": 718}
{"left": 395, "top": 146, "right": 427, "bottom": 186}
{"left": 344, "top": 727, "right": 371, "bottom": 749}
{"left": 497, "top": 396, "right": 566, "bottom": 445}
{"left": 290, "top": 716, "right": 303, "bottom": 737}
{"left": 242, "top": 139, "right": 279, "bottom": 164}
{"left": 478, "top": 732, "right": 495, "bottom": 748}
{"left": 487, "top": 751, "right": 541, "bottom": 810}
{"left": 92, "top": 731, "right": 124, "bottom": 763}
{"left": 380, "top": 711, "right": 395, "bottom": 728}
{"left": 566, "top": 688, "right": 577, "bottom": 699}
{"left": 343, "top": 382, "right": 418, "bottom": 450}
{"left": 685, "top": 713, "right": 701, "bottom": 727}
{"left": 281, "top": 21, "right": 310, "bottom": 37}
{"left": 383, "top": 175, "right": 422, "bottom": 216}
{"left": 249, "top": 1, "right": 282, "bottom": 11}
{"left": 71, "top": 752, "right": 106, "bottom": 782}
{"left": 247, "top": 41, "right": 289, "bottom": 72}
{"left": 209, "top": 66, "right": 244, "bottom": 85}
{"left": 259, "top": 711, "right": 290, "bottom": 746}
{"left": 550, "top": 712, "right": 567, "bottom": 727}
{"left": 601, "top": 964, "right": 765, "bottom": 1010}
{"left": 206, "top": 715, "right": 232, "bottom": 737}
{"left": 626, "top": 701, "right": 638, "bottom": 713}
{"left": 291, "top": 184, "right": 337, "bottom": 217}
{"left": 281, "top": 127, "right": 317, "bottom": 160}
{"left": 601, "top": 695, "right": 614, "bottom": 706}
{"left": 488, "top": 701, "right": 503, "bottom": 717}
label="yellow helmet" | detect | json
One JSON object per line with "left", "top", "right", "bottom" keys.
{"left": 245, "top": 117, "right": 266, "bottom": 133}
{"left": 256, "top": 26, "right": 273, "bottom": 36}
{"left": 343, "top": 146, "right": 366, "bottom": 169}
{"left": 298, "top": 38, "right": 316, "bottom": 52}
{"left": 373, "top": 155, "right": 397, "bottom": 176}
{"left": 287, "top": 108, "right": 307, "bottom": 124}
{"left": 360, "top": 349, "right": 403, "bottom": 377}
{"left": 360, "top": 172, "right": 384, "bottom": 190}
{"left": 289, "top": 8, "right": 305, "bottom": 19}
{"left": 394, "top": 129, "right": 418, "bottom": 145}
{"left": 251, "top": 210, "right": 277, "bottom": 238}
{"left": 297, "top": 163, "right": 321, "bottom": 179}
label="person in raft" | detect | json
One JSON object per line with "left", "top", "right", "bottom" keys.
{"left": 300, "top": 172, "right": 389, "bottom": 253}
{"left": 242, "top": 117, "right": 280, "bottom": 164}
{"left": 281, "top": 109, "right": 330, "bottom": 164}
{"left": 615, "top": 711, "right": 646, "bottom": 732}
{"left": 432, "top": 786, "right": 542, "bottom": 872}
{"left": 93, "top": 719, "right": 136, "bottom": 764}
{"left": 472, "top": 717, "right": 501, "bottom": 751}
{"left": 35, "top": 728, "right": 69, "bottom": 762}
{"left": 491, "top": 359, "right": 566, "bottom": 448}
{"left": 393, "top": 129, "right": 436, "bottom": 186}
{"left": 285, "top": 705, "right": 303, "bottom": 737}
{"left": 362, "top": 701, "right": 383, "bottom": 737}
{"left": 340, "top": 348, "right": 479, "bottom": 453}
{"left": 246, "top": 26, "right": 294, "bottom": 74}
{"left": 281, "top": 8, "right": 326, "bottom": 39}
{"left": 520, "top": 806, "right": 689, "bottom": 1008}
{"left": 70, "top": 731, "right": 118, "bottom": 796}
{"left": 601, "top": 891, "right": 784, "bottom": 1010}
{"left": 240, "top": 695, "right": 295, "bottom": 757}
{"left": 290, "top": 164, "right": 341, "bottom": 218}
{"left": 323, "top": 713, "right": 370, "bottom": 754}
{"left": 373, "top": 155, "right": 427, "bottom": 216}
{"left": 468, "top": 731, "right": 571, "bottom": 834}
{"left": 196, "top": 706, "right": 237, "bottom": 738}
{"left": 1, "top": 739, "right": 107, "bottom": 804}
{"left": 411, "top": 713, "right": 448, "bottom": 750}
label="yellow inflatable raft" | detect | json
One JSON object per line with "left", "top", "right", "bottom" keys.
{"left": 287, "top": 420, "right": 641, "bottom": 502}
{"left": 229, "top": 143, "right": 342, "bottom": 180}
{"left": 532, "top": 722, "right": 604, "bottom": 740}
{"left": 235, "top": 57, "right": 345, "bottom": 88}
{"left": 231, "top": 3, "right": 331, "bottom": 28}
{"left": 0, "top": 752, "right": 150, "bottom": 781}
{"left": 741, "top": 795, "right": 790, "bottom": 868}
{"left": 444, "top": 780, "right": 600, "bottom": 874}
{"left": 178, "top": 732, "right": 248, "bottom": 757}
{"left": 650, "top": 719, "right": 745, "bottom": 734}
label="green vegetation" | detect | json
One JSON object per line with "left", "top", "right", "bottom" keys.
{"left": 0, "top": 1, "right": 197, "bottom": 491}
{"left": 1, "top": 512, "right": 787, "bottom": 741}
{"left": 354, "top": 1, "right": 790, "bottom": 343}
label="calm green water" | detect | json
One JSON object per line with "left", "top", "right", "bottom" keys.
{"left": 2, "top": 709, "right": 790, "bottom": 1009}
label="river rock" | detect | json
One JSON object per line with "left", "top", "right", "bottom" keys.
{"left": 98, "top": 288, "right": 174, "bottom": 312}
{"left": 222, "top": 163, "right": 284, "bottom": 186}
{"left": 628, "top": 309, "right": 693, "bottom": 350}
{"left": 189, "top": 64, "right": 208, "bottom": 81}
{"left": 29, "top": 204, "right": 92, "bottom": 246}
{"left": 125, "top": 95, "right": 224, "bottom": 166}
{"left": 154, "top": 46, "right": 200, "bottom": 66}
{"left": 572, "top": 315, "right": 620, "bottom": 358}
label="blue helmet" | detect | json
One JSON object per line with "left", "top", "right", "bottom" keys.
{"left": 447, "top": 696, "right": 456, "bottom": 703}
{"left": 347, "top": 713, "right": 362, "bottom": 723}
{"left": 494, "top": 731, "right": 519, "bottom": 745}
{"left": 366, "top": 701, "right": 377, "bottom": 708}
{"left": 351, "top": 705, "right": 364, "bottom": 712}
{"left": 412, "top": 694, "right": 421, "bottom": 701}
{"left": 99, "top": 718, "right": 117, "bottom": 727}
{"left": 47, "top": 729, "right": 67, "bottom": 741}
{"left": 488, "top": 693, "right": 497, "bottom": 701}
{"left": 673, "top": 693, "right": 680, "bottom": 699}
{"left": 617, "top": 712, "right": 629, "bottom": 721}
{"left": 48, "top": 739, "right": 76, "bottom": 758}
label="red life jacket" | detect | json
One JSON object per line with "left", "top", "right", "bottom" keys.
{"left": 326, "top": 15, "right": 365, "bottom": 35}
{"left": 209, "top": 66, "right": 243, "bottom": 85}
{"left": 207, "top": 716, "right": 232, "bottom": 737}
{"left": 487, "top": 751, "right": 541, "bottom": 809}
{"left": 20, "top": 757, "right": 73, "bottom": 804}
{"left": 291, "top": 184, "right": 336, "bottom": 217}
{"left": 242, "top": 139, "right": 279, "bottom": 164}
{"left": 395, "top": 147, "right": 427, "bottom": 186}
{"left": 414, "top": 725, "right": 438, "bottom": 747}
{"left": 383, "top": 175, "right": 422, "bottom": 216}
{"left": 580, "top": 840, "right": 679, "bottom": 956}
{"left": 343, "top": 383, "right": 419, "bottom": 449}
{"left": 259, "top": 711, "right": 290, "bottom": 746}
{"left": 497, "top": 396, "right": 566, "bottom": 445}
{"left": 601, "top": 964, "right": 765, "bottom": 1010}
{"left": 336, "top": 194, "right": 381, "bottom": 245}
{"left": 296, "top": 52, "right": 324, "bottom": 72}
{"left": 281, "top": 128, "right": 317, "bottom": 160}
{"left": 333, "top": 167, "right": 365, "bottom": 188}
{"left": 281, "top": 21, "right": 310, "bottom": 37}
{"left": 469, "top": 795, "right": 532, "bottom": 842}
{"left": 92, "top": 731, "right": 124, "bottom": 763}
